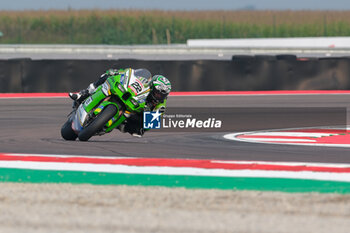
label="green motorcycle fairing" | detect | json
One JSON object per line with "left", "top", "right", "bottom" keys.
{"left": 78, "top": 68, "right": 150, "bottom": 134}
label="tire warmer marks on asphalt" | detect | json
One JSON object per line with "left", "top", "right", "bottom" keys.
{"left": 225, "top": 128, "right": 350, "bottom": 148}
{"left": 1, "top": 153, "right": 350, "bottom": 193}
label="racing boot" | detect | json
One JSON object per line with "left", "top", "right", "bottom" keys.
{"left": 69, "top": 89, "right": 89, "bottom": 108}
{"left": 118, "top": 120, "right": 144, "bottom": 137}
{"left": 132, "top": 128, "right": 144, "bottom": 138}
{"left": 69, "top": 83, "right": 96, "bottom": 108}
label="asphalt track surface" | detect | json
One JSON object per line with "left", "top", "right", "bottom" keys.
{"left": 1, "top": 94, "right": 350, "bottom": 163}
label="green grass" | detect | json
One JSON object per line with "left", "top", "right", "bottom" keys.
{"left": 1, "top": 10, "right": 350, "bottom": 44}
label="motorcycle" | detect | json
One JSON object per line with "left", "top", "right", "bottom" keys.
{"left": 61, "top": 68, "right": 149, "bottom": 141}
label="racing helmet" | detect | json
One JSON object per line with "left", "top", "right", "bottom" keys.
{"left": 147, "top": 75, "right": 171, "bottom": 105}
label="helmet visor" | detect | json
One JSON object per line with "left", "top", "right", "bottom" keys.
{"left": 152, "top": 88, "right": 168, "bottom": 102}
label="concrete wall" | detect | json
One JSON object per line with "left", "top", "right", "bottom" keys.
{"left": 1, "top": 57, "right": 350, "bottom": 92}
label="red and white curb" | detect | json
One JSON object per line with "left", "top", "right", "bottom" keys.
{"left": 1, "top": 153, "right": 350, "bottom": 182}
{"left": 224, "top": 127, "right": 350, "bottom": 148}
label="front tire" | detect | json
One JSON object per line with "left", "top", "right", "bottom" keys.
{"left": 78, "top": 105, "right": 118, "bottom": 141}
{"left": 61, "top": 119, "right": 78, "bottom": 141}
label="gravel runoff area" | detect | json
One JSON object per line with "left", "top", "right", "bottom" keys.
{"left": 0, "top": 183, "right": 350, "bottom": 233}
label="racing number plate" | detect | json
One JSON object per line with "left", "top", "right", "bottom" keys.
{"left": 84, "top": 96, "right": 93, "bottom": 106}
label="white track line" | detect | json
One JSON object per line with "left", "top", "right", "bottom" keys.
{"left": 223, "top": 126, "right": 350, "bottom": 148}
{"left": 242, "top": 132, "right": 334, "bottom": 137}
{"left": 211, "top": 160, "right": 350, "bottom": 168}
{"left": 238, "top": 138, "right": 316, "bottom": 142}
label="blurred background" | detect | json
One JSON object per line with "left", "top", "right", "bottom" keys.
{"left": 1, "top": 0, "right": 350, "bottom": 44}
{"left": 2, "top": 1, "right": 350, "bottom": 92}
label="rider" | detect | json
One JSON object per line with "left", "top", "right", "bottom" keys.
{"left": 69, "top": 68, "right": 171, "bottom": 137}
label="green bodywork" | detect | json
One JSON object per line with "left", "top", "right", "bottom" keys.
{"left": 81, "top": 69, "right": 148, "bottom": 134}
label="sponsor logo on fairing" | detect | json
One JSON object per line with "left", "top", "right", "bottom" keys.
{"left": 120, "top": 74, "right": 125, "bottom": 85}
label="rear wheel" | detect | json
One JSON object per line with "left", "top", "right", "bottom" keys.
{"left": 78, "top": 105, "right": 118, "bottom": 141}
{"left": 61, "top": 119, "right": 78, "bottom": 141}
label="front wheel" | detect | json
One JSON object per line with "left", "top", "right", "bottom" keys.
{"left": 61, "top": 119, "right": 78, "bottom": 141}
{"left": 78, "top": 105, "right": 118, "bottom": 141}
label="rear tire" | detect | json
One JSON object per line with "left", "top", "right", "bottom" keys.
{"left": 78, "top": 105, "right": 118, "bottom": 141}
{"left": 61, "top": 119, "right": 78, "bottom": 141}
